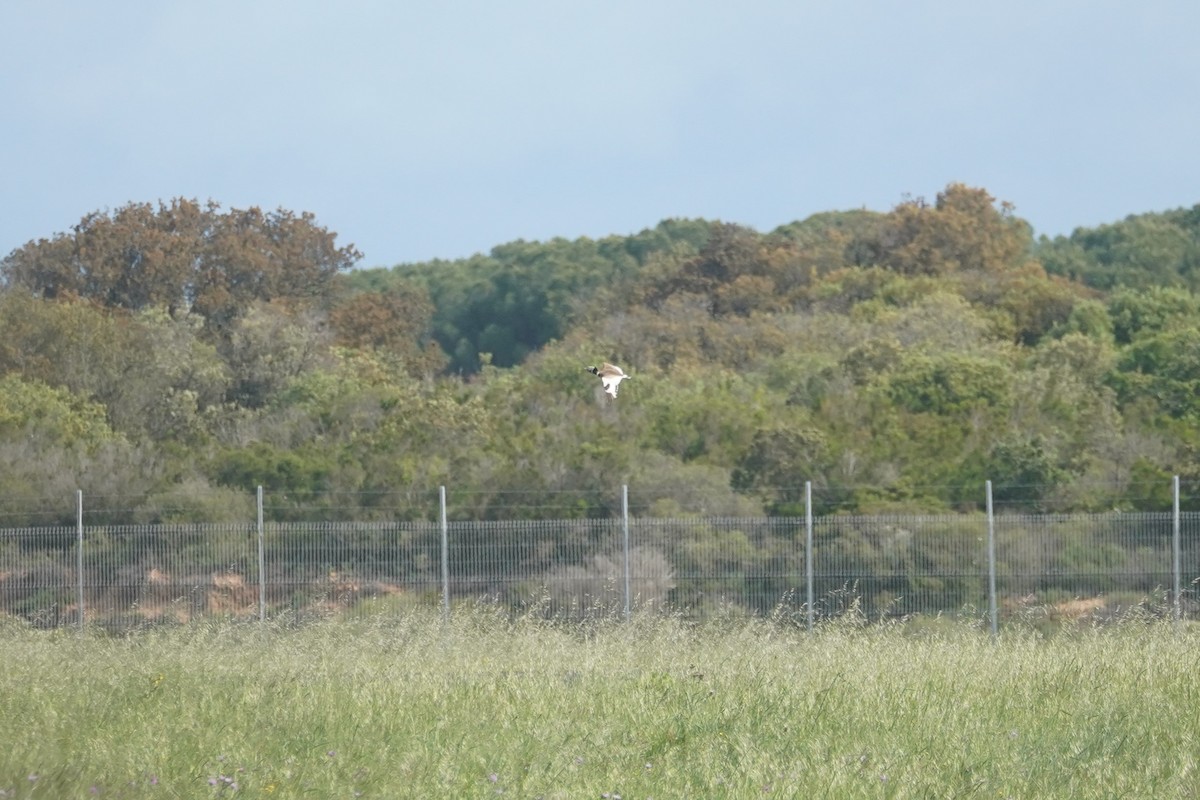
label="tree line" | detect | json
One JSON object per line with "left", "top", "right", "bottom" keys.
{"left": 1, "top": 185, "right": 1198, "bottom": 526}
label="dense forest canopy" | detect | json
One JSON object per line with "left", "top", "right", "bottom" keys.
{"left": 1, "top": 185, "right": 1199, "bottom": 524}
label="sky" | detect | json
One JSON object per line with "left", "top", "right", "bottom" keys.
{"left": 2, "top": 1, "right": 1199, "bottom": 269}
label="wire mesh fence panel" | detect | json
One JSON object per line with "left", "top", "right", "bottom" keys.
{"left": 82, "top": 524, "right": 259, "bottom": 627}
{"left": 636, "top": 517, "right": 806, "bottom": 617}
{"left": 2, "top": 509, "right": 1198, "bottom": 630}
{"left": 1185, "top": 513, "right": 1200, "bottom": 615}
{"left": 812, "top": 515, "right": 990, "bottom": 620}
{"left": 994, "top": 513, "right": 1177, "bottom": 620}
{"left": 447, "top": 519, "right": 624, "bottom": 616}
{"left": 0, "top": 527, "right": 79, "bottom": 628}
{"left": 265, "top": 521, "right": 442, "bottom": 622}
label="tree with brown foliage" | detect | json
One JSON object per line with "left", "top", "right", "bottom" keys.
{"left": 328, "top": 284, "right": 447, "bottom": 377}
{"left": 871, "top": 183, "right": 1030, "bottom": 275}
{"left": 1, "top": 199, "right": 361, "bottom": 332}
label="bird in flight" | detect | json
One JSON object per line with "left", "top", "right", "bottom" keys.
{"left": 586, "top": 363, "right": 631, "bottom": 399}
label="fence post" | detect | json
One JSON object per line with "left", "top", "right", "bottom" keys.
{"left": 622, "top": 484, "right": 631, "bottom": 621}
{"left": 805, "top": 481, "right": 814, "bottom": 633}
{"left": 440, "top": 486, "right": 449, "bottom": 621}
{"left": 1173, "top": 475, "right": 1181, "bottom": 629}
{"left": 76, "top": 490, "right": 84, "bottom": 632}
{"left": 257, "top": 486, "right": 266, "bottom": 623}
{"left": 986, "top": 480, "right": 998, "bottom": 639}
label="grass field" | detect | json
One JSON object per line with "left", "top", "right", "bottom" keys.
{"left": 2, "top": 609, "right": 1198, "bottom": 799}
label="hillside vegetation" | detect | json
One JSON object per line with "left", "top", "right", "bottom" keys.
{"left": 2, "top": 185, "right": 1199, "bottom": 523}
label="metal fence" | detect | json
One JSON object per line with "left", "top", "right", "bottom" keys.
{"left": 2, "top": 483, "right": 1197, "bottom": 632}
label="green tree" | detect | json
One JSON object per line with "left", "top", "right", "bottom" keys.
{"left": 353, "top": 226, "right": 697, "bottom": 374}
{"left": 219, "top": 301, "right": 333, "bottom": 409}
{"left": 127, "top": 308, "right": 230, "bottom": 441}
{"left": 986, "top": 435, "right": 1067, "bottom": 509}
{"left": 1107, "top": 285, "right": 1200, "bottom": 344}
{"left": 956, "top": 262, "right": 1089, "bottom": 346}
{"left": 1051, "top": 298, "right": 1114, "bottom": 343}
{"left": 1112, "top": 326, "right": 1200, "bottom": 421}
{"left": 211, "top": 442, "right": 335, "bottom": 497}
{"left": 0, "top": 291, "right": 228, "bottom": 440}
{"left": 0, "top": 375, "right": 119, "bottom": 449}
{"left": 731, "top": 426, "right": 831, "bottom": 514}
{"left": 1039, "top": 208, "right": 1200, "bottom": 290}
{"left": 884, "top": 353, "right": 1011, "bottom": 416}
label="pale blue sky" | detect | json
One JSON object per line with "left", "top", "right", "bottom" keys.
{"left": 3, "top": 1, "right": 1198, "bottom": 268}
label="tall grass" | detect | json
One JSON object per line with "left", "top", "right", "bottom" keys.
{"left": 1, "top": 609, "right": 1198, "bottom": 798}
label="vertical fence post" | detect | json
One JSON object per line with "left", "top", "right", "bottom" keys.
{"left": 622, "top": 485, "right": 631, "bottom": 621}
{"left": 805, "top": 481, "right": 814, "bottom": 634}
{"left": 1173, "top": 475, "right": 1182, "bottom": 629}
{"left": 986, "top": 480, "right": 998, "bottom": 639}
{"left": 257, "top": 486, "right": 266, "bottom": 623}
{"left": 440, "top": 486, "right": 449, "bottom": 621}
{"left": 76, "top": 490, "right": 84, "bottom": 632}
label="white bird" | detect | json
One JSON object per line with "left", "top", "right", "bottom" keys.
{"left": 586, "top": 362, "right": 631, "bottom": 399}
